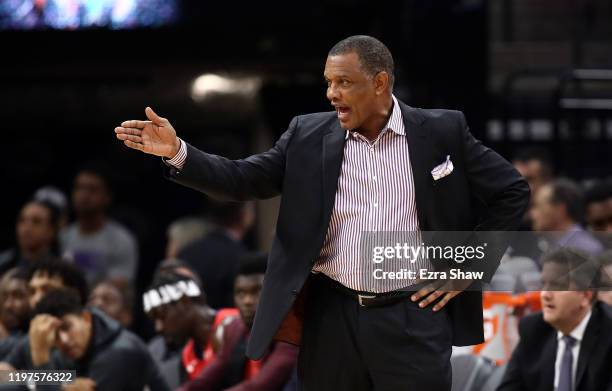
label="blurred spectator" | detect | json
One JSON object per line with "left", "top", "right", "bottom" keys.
{"left": 147, "top": 261, "right": 204, "bottom": 390}
{"left": 166, "top": 217, "right": 209, "bottom": 259}
{"left": 0, "top": 268, "right": 30, "bottom": 336}
{"left": 33, "top": 185, "right": 70, "bottom": 229}
{"left": 178, "top": 201, "right": 254, "bottom": 309}
{"left": 0, "top": 258, "right": 87, "bottom": 362}
{"left": 0, "top": 268, "right": 30, "bottom": 360}
{"left": 498, "top": 248, "right": 611, "bottom": 391}
{"left": 512, "top": 147, "right": 554, "bottom": 199}
{"left": 597, "top": 250, "right": 612, "bottom": 306}
{"left": 531, "top": 179, "right": 603, "bottom": 257}
{"left": 60, "top": 163, "right": 138, "bottom": 286}
{"left": 144, "top": 270, "right": 238, "bottom": 388}
{"left": 88, "top": 279, "right": 133, "bottom": 328}
{"left": 0, "top": 199, "right": 61, "bottom": 276}
{"left": 179, "top": 253, "right": 298, "bottom": 391}
{"left": 1, "top": 288, "right": 170, "bottom": 391}
{"left": 27, "top": 257, "right": 89, "bottom": 308}
{"left": 584, "top": 180, "right": 612, "bottom": 233}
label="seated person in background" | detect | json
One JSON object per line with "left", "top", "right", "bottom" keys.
{"left": 530, "top": 179, "right": 603, "bottom": 258}
{"left": 584, "top": 180, "right": 612, "bottom": 233}
{"left": 0, "top": 258, "right": 89, "bottom": 362}
{"left": 0, "top": 199, "right": 61, "bottom": 276}
{"left": 27, "top": 258, "right": 89, "bottom": 309}
{"left": 88, "top": 279, "right": 133, "bottom": 328}
{"left": 0, "top": 268, "right": 30, "bottom": 358}
{"left": 498, "top": 248, "right": 612, "bottom": 391}
{"left": 60, "top": 163, "right": 138, "bottom": 287}
{"left": 145, "top": 269, "right": 238, "bottom": 388}
{"left": 2, "top": 288, "right": 170, "bottom": 391}
{"left": 177, "top": 201, "right": 254, "bottom": 309}
{"left": 597, "top": 250, "right": 612, "bottom": 306}
{"left": 180, "top": 253, "right": 298, "bottom": 391}
{"left": 147, "top": 260, "right": 210, "bottom": 389}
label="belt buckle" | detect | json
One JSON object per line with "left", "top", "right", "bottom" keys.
{"left": 357, "top": 294, "right": 377, "bottom": 307}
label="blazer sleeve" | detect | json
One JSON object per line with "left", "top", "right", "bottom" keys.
{"left": 459, "top": 112, "right": 530, "bottom": 281}
{"left": 164, "top": 117, "right": 299, "bottom": 201}
{"left": 459, "top": 112, "right": 530, "bottom": 232}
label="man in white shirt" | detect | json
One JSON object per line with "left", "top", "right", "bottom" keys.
{"left": 498, "top": 247, "right": 612, "bottom": 391}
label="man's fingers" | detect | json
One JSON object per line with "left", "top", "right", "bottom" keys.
{"left": 115, "top": 127, "right": 142, "bottom": 136}
{"left": 433, "top": 291, "right": 460, "bottom": 312}
{"left": 124, "top": 140, "right": 144, "bottom": 151}
{"left": 417, "top": 289, "right": 444, "bottom": 308}
{"left": 411, "top": 281, "right": 443, "bottom": 302}
{"left": 120, "top": 120, "right": 150, "bottom": 129}
{"left": 145, "top": 106, "right": 167, "bottom": 126}
{"left": 116, "top": 133, "right": 143, "bottom": 143}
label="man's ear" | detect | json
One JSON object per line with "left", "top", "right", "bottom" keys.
{"left": 374, "top": 71, "right": 390, "bottom": 95}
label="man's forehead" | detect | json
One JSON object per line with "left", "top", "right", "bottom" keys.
{"left": 235, "top": 274, "right": 264, "bottom": 287}
{"left": 324, "top": 53, "right": 362, "bottom": 74}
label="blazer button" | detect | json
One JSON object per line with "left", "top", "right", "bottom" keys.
{"left": 291, "top": 289, "right": 299, "bottom": 295}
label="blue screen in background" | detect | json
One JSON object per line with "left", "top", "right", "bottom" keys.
{"left": 0, "top": 0, "right": 179, "bottom": 30}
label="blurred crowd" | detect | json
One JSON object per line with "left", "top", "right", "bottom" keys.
{"left": 0, "top": 149, "right": 610, "bottom": 391}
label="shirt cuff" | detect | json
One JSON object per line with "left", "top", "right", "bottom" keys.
{"left": 164, "top": 138, "right": 187, "bottom": 170}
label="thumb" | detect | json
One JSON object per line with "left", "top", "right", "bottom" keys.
{"left": 145, "top": 106, "right": 167, "bottom": 126}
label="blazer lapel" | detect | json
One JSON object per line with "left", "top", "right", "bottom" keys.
{"left": 541, "top": 334, "right": 557, "bottom": 391}
{"left": 321, "top": 121, "right": 346, "bottom": 241}
{"left": 400, "top": 102, "right": 431, "bottom": 230}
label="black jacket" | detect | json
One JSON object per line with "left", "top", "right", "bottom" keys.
{"left": 498, "top": 301, "right": 612, "bottom": 391}
{"left": 165, "top": 100, "right": 530, "bottom": 359}
{"left": 4, "top": 308, "right": 169, "bottom": 391}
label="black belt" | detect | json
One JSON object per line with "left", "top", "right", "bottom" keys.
{"left": 319, "top": 274, "right": 428, "bottom": 308}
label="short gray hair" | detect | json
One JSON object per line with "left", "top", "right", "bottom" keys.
{"left": 329, "top": 35, "right": 395, "bottom": 89}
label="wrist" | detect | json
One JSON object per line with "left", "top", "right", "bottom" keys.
{"left": 31, "top": 347, "right": 51, "bottom": 366}
{"left": 167, "top": 138, "right": 181, "bottom": 159}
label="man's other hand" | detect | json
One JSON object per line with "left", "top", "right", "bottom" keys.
{"left": 411, "top": 278, "right": 474, "bottom": 312}
{"left": 115, "top": 107, "right": 180, "bottom": 159}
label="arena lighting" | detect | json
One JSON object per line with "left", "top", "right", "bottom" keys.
{"left": 191, "top": 73, "right": 262, "bottom": 102}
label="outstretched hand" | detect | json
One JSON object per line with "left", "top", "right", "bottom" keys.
{"left": 115, "top": 107, "right": 180, "bottom": 158}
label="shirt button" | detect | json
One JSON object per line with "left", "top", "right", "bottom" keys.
{"left": 373, "top": 202, "right": 378, "bottom": 208}
{"left": 373, "top": 176, "right": 377, "bottom": 181}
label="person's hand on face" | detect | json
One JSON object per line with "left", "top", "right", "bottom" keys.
{"left": 62, "top": 377, "right": 96, "bottom": 391}
{"left": 115, "top": 107, "right": 180, "bottom": 159}
{"left": 29, "top": 314, "right": 61, "bottom": 366}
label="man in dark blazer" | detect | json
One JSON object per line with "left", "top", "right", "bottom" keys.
{"left": 115, "top": 35, "right": 529, "bottom": 390}
{"left": 498, "top": 248, "right": 612, "bottom": 391}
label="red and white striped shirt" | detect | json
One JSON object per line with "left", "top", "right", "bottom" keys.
{"left": 312, "top": 96, "right": 427, "bottom": 292}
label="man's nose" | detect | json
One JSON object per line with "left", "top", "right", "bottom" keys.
{"left": 327, "top": 84, "right": 339, "bottom": 102}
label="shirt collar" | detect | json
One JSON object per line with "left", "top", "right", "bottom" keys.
{"left": 557, "top": 309, "right": 592, "bottom": 343}
{"left": 345, "top": 94, "right": 405, "bottom": 139}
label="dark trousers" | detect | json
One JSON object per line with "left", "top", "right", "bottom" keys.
{"left": 297, "top": 274, "right": 453, "bottom": 391}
